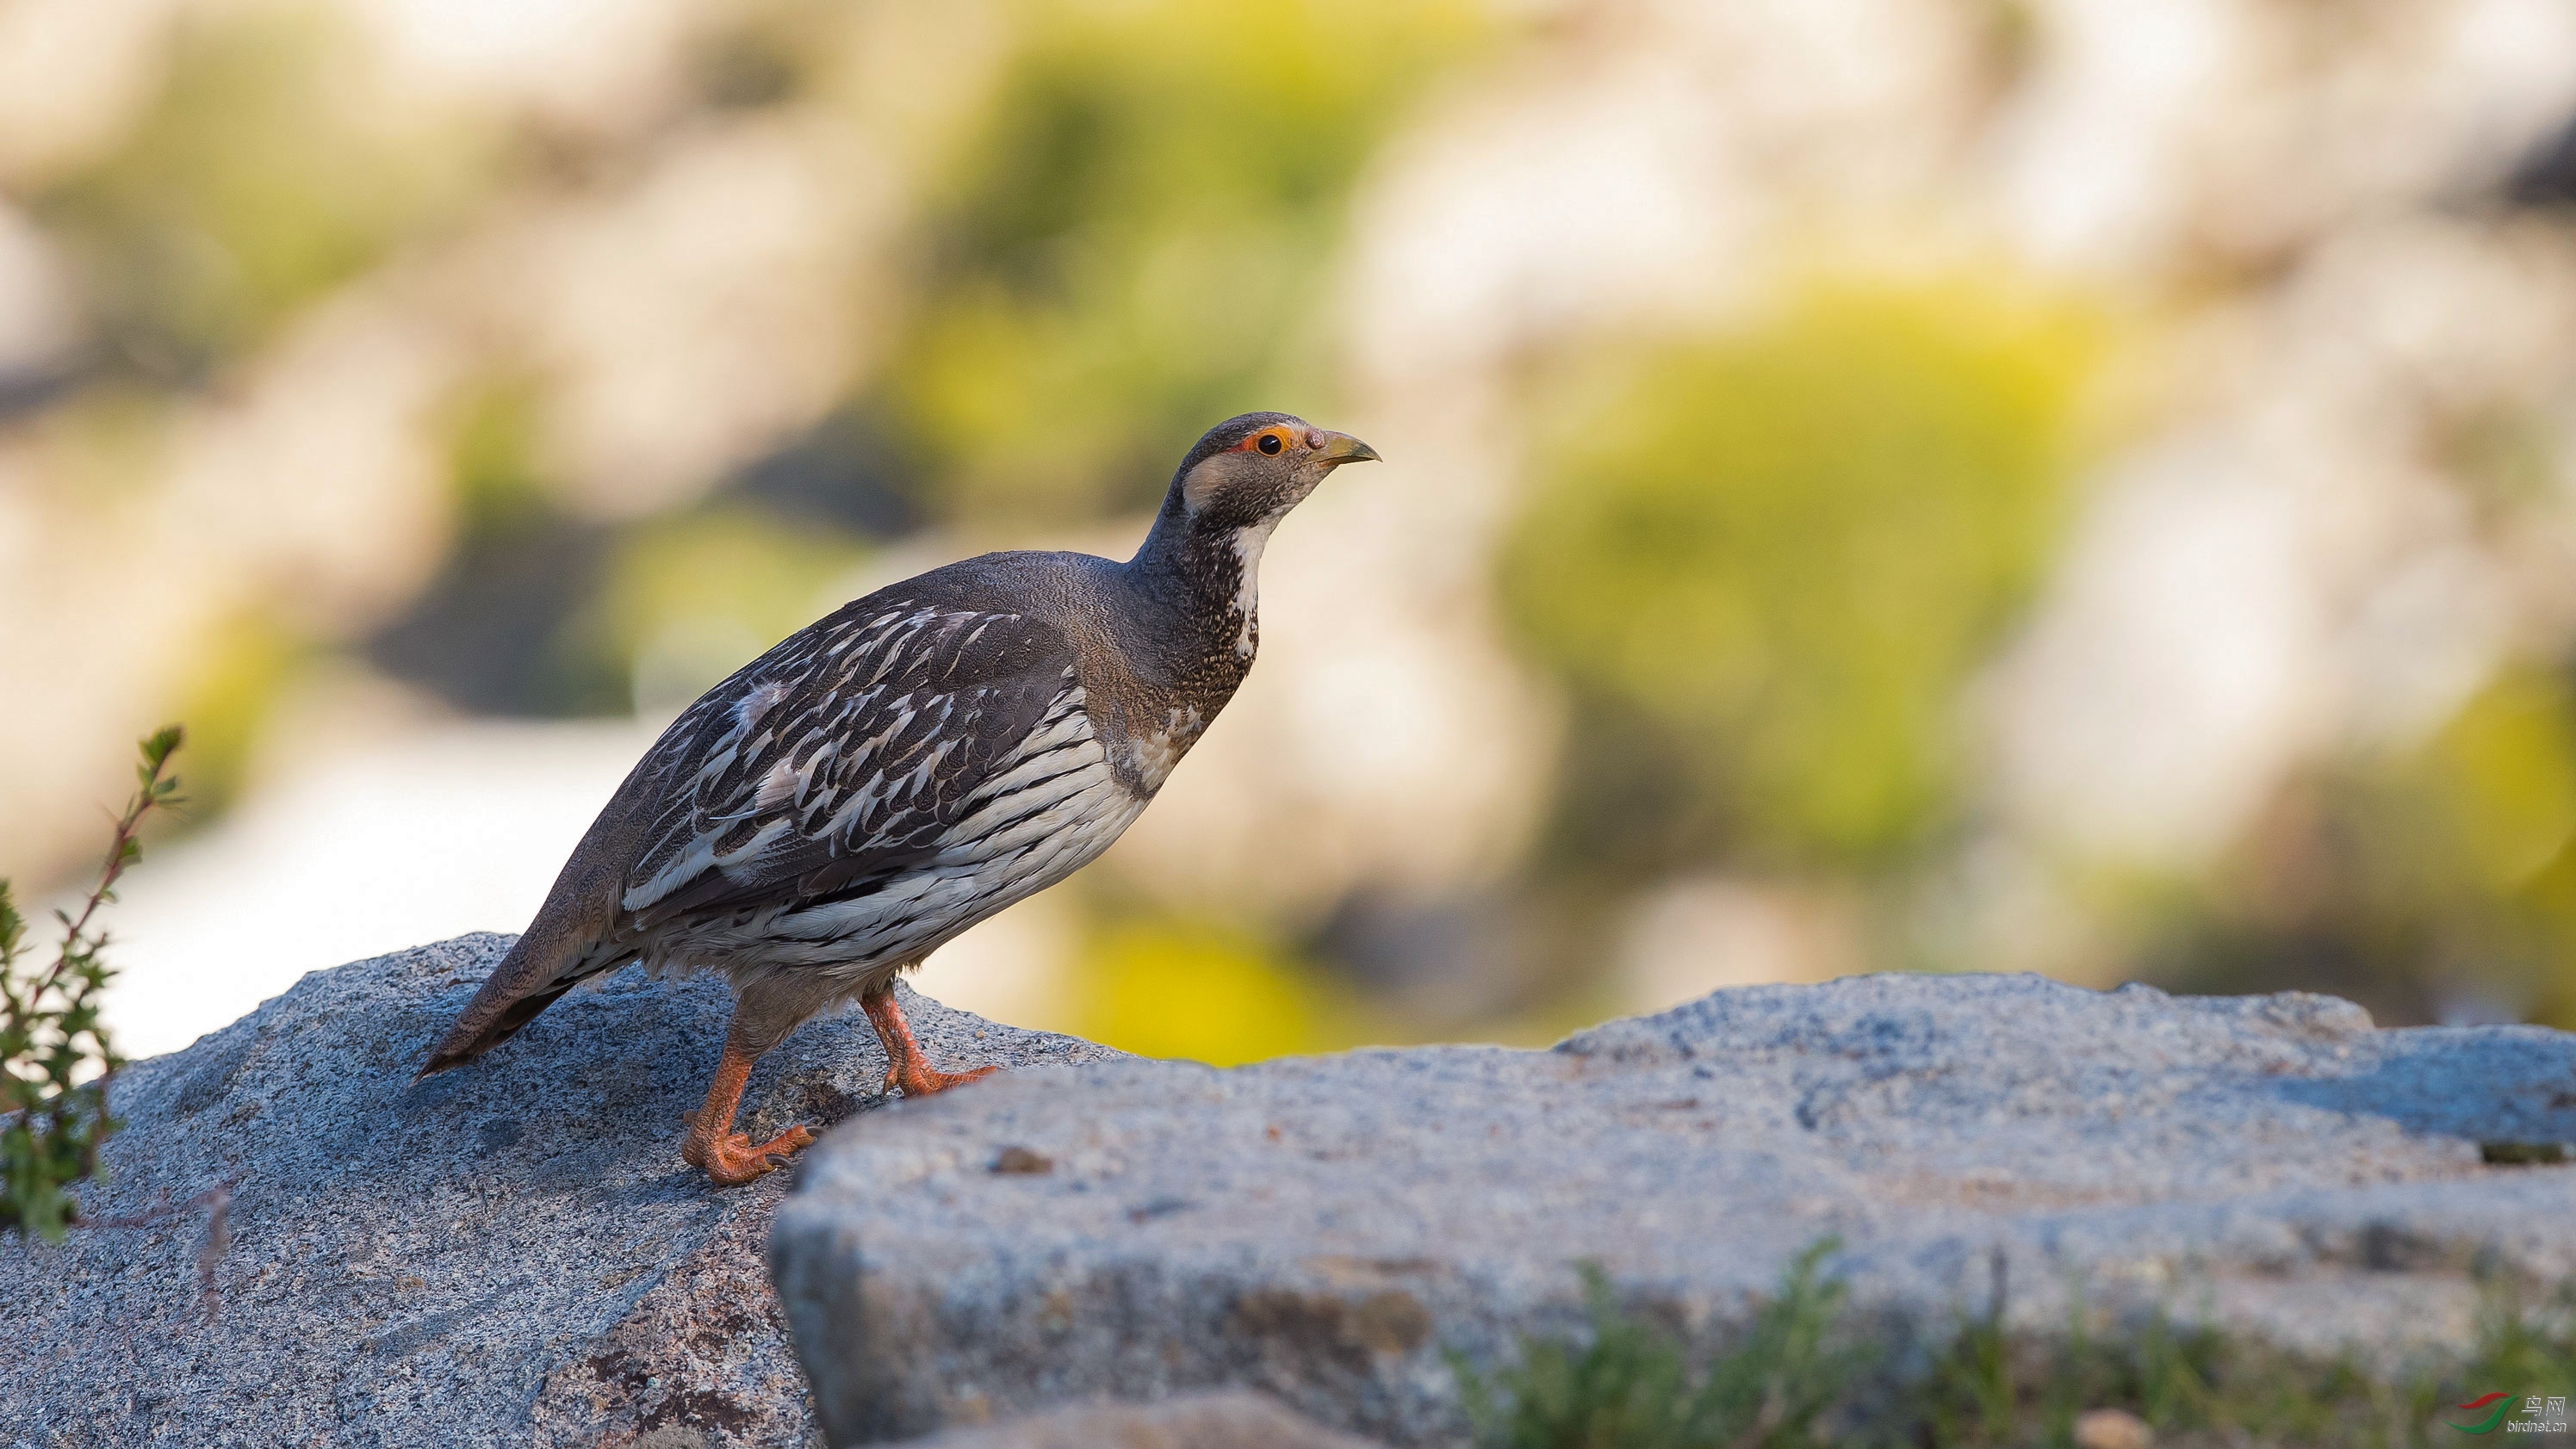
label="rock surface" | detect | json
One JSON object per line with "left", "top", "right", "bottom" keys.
{"left": 773, "top": 972, "right": 2576, "bottom": 1446}
{"left": 908, "top": 1391, "right": 1386, "bottom": 1448}
{"left": 0, "top": 932, "right": 1122, "bottom": 1449}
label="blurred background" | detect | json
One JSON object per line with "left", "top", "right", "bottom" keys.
{"left": 9, "top": 0, "right": 2576, "bottom": 1064}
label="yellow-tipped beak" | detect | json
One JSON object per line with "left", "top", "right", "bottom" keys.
{"left": 1317, "top": 431, "right": 1382, "bottom": 466}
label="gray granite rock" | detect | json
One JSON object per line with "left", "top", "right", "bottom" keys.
{"left": 0, "top": 932, "right": 1123, "bottom": 1449}
{"left": 773, "top": 972, "right": 2576, "bottom": 1446}
{"left": 907, "top": 1391, "right": 1386, "bottom": 1448}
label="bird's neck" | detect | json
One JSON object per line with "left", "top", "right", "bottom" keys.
{"left": 1127, "top": 503, "right": 1276, "bottom": 668}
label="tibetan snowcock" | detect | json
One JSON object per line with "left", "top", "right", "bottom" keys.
{"left": 418, "top": 413, "right": 1381, "bottom": 1184}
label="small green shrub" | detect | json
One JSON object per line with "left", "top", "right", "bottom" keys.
{"left": 1456, "top": 1242, "right": 2576, "bottom": 1449}
{"left": 1451, "top": 1242, "right": 1866, "bottom": 1448}
{"left": 1499, "top": 280, "right": 2106, "bottom": 876}
{"left": 2, "top": 726, "right": 182, "bottom": 1242}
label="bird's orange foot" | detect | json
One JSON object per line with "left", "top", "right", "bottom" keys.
{"left": 879, "top": 1060, "right": 1000, "bottom": 1099}
{"left": 861, "top": 985, "right": 1001, "bottom": 1099}
{"left": 679, "top": 1119, "right": 815, "bottom": 1186}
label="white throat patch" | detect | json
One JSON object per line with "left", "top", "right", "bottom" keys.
{"left": 1230, "top": 519, "right": 1276, "bottom": 659}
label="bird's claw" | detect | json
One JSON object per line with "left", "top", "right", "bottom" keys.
{"left": 882, "top": 1061, "right": 998, "bottom": 1099}
{"left": 680, "top": 1122, "right": 815, "bottom": 1186}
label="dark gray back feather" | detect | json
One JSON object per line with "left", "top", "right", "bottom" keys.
{"left": 419, "top": 564, "right": 1085, "bottom": 1073}
{"left": 622, "top": 599, "right": 1077, "bottom": 926}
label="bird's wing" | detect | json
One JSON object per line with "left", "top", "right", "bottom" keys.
{"left": 619, "top": 601, "right": 1083, "bottom": 928}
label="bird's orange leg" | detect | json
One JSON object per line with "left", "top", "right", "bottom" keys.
{"left": 679, "top": 1035, "right": 814, "bottom": 1186}
{"left": 861, "top": 985, "right": 997, "bottom": 1098}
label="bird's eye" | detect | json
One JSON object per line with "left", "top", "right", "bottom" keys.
{"left": 1257, "top": 432, "right": 1284, "bottom": 455}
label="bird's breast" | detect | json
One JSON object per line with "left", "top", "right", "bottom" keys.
{"left": 1111, "top": 702, "right": 1209, "bottom": 796}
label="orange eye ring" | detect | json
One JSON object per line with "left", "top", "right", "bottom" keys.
{"left": 1236, "top": 426, "right": 1294, "bottom": 456}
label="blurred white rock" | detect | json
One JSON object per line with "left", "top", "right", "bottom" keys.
{"left": 0, "top": 0, "right": 177, "bottom": 186}
{"left": 90, "top": 712, "right": 661, "bottom": 1058}
{"left": 1613, "top": 876, "right": 1863, "bottom": 1016}
{"left": 349, "top": 0, "right": 703, "bottom": 135}
{"left": 444, "top": 116, "right": 900, "bottom": 520}
{"left": 0, "top": 201, "right": 81, "bottom": 378}
{"left": 161, "top": 290, "right": 463, "bottom": 635}
{"left": 1993, "top": 0, "right": 2576, "bottom": 276}
{"left": 1985, "top": 218, "right": 2576, "bottom": 868}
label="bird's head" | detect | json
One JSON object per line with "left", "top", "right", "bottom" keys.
{"left": 1164, "top": 412, "right": 1381, "bottom": 534}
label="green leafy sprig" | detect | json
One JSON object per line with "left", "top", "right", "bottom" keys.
{"left": 2, "top": 725, "right": 182, "bottom": 1241}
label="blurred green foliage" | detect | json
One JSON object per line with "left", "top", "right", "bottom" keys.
{"left": 35, "top": 9, "right": 475, "bottom": 382}
{"left": 165, "top": 615, "right": 302, "bottom": 818}
{"left": 878, "top": 0, "right": 1481, "bottom": 524}
{"left": 579, "top": 510, "right": 870, "bottom": 712}
{"left": 2436, "top": 402, "right": 2563, "bottom": 523}
{"left": 1500, "top": 280, "right": 2106, "bottom": 876}
{"left": 2171, "top": 665, "right": 2576, "bottom": 1025}
{"left": 1066, "top": 917, "right": 1369, "bottom": 1065}
{"left": 447, "top": 376, "right": 557, "bottom": 542}
{"left": 2427, "top": 670, "right": 2576, "bottom": 899}
{"left": 384, "top": 376, "right": 871, "bottom": 716}
{"left": 686, "top": 6, "right": 817, "bottom": 114}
